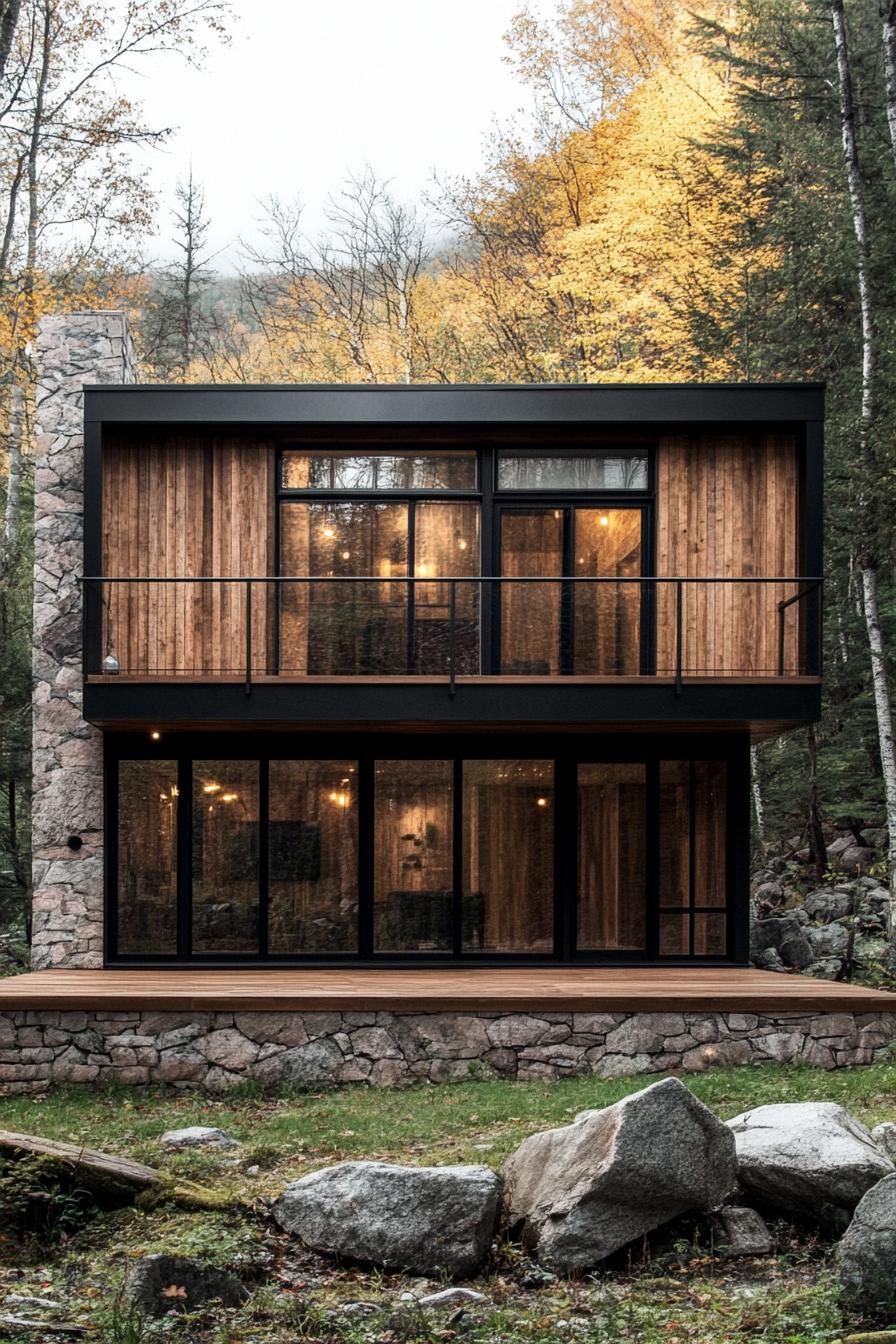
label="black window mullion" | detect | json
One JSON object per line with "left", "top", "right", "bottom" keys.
{"left": 177, "top": 756, "right": 192, "bottom": 961}
{"left": 480, "top": 445, "right": 494, "bottom": 675}
{"left": 646, "top": 758, "right": 660, "bottom": 960}
{"left": 407, "top": 501, "right": 416, "bottom": 673}
{"left": 688, "top": 758, "right": 696, "bottom": 958}
{"left": 258, "top": 758, "right": 269, "bottom": 959}
{"left": 105, "top": 752, "right": 119, "bottom": 963}
{"left": 359, "top": 755, "right": 374, "bottom": 958}
{"left": 556, "top": 757, "right": 575, "bottom": 960}
{"left": 452, "top": 758, "right": 464, "bottom": 957}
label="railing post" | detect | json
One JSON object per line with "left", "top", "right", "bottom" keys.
{"left": 245, "top": 579, "right": 252, "bottom": 697}
{"left": 448, "top": 579, "right": 457, "bottom": 698}
{"left": 674, "top": 579, "right": 683, "bottom": 696}
{"left": 777, "top": 590, "right": 786, "bottom": 677}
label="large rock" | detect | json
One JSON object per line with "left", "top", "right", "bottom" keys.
{"left": 727, "top": 1103, "right": 893, "bottom": 1229}
{"left": 804, "top": 888, "right": 854, "bottom": 922}
{"left": 805, "top": 923, "right": 847, "bottom": 959}
{"left": 273, "top": 1161, "right": 502, "bottom": 1277}
{"left": 750, "top": 914, "right": 814, "bottom": 970}
{"left": 501, "top": 1077, "right": 736, "bottom": 1272}
{"left": 836, "top": 1173, "right": 896, "bottom": 1317}
{"left": 126, "top": 1254, "right": 248, "bottom": 1317}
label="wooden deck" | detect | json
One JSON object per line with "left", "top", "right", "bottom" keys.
{"left": 0, "top": 968, "right": 892, "bottom": 1014}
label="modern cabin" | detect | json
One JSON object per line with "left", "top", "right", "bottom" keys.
{"left": 6, "top": 310, "right": 893, "bottom": 1095}
{"left": 71, "top": 378, "right": 825, "bottom": 971}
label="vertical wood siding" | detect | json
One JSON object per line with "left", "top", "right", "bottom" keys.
{"left": 655, "top": 433, "right": 800, "bottom": 676}
{"left": 102, "top": 437, "right": 275, "bottom": 675}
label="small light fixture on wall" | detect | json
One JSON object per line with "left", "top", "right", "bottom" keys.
{"left": 102, "top": 651, "right": 120, "bottom": 675}
{"left": 150, "top": 731, "right": 161, "bottom": 742}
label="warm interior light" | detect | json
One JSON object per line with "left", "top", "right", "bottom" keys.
{"left": 536, "top": 796, "right": 550, "bottom": 808}
{"left": 202, "top": 782, "right": 221, "bottom": 795}
{"left": 159, "top": 792, "right": 168, "bottom": 802}
{"left": 340, "top": 550, "right": 351, "bottom": 561}
{"left": 220, "top": 792, "right": 239, "bottom": 803}
{"left": 599, "top": 515, "right": 610, "bottom": 527}
{"left": 416, "top": 563, "right": 433, "bottom": 578}
{"left": 457, "top": 537, "right": 468, "bottom": 551}
{"left": 553, "top": 510, "right": 562, "bottom": 519}
{"left": 171, "top": 785, "right": 179, "bottom": 798}
{"left": 328, "top": 789, "right": 350, "bottom": 808}
{"left": 322, "top": 525, "right": 336, "bottom": 539}
{"left": 150, "top": 731, "right": 161, "bottom": 741}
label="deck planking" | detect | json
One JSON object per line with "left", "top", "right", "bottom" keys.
{"left": 0, "top": 968, "right": 892, "bottom": 1015}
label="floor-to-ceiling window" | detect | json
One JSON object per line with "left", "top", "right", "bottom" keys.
{"left": 279, "top": 447, "right": 480, "bottom": 676}
{"left": 276, "top": 438, "right": 652, "bottom": 678}
{"left": 108, "top": 736, "right": 739, "bottom": 965}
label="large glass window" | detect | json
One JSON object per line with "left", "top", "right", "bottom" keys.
{"left": 112, "top": 747, "right": 731, "bottom": 964}
{"left": 374, "top": 760, "right": 453, "bottom": 952}
{"left": 192, "top": 760, "right": 259, "bottom": 953}
{"left": 282, "top": 449, "right": 477, "bottom": 491}
{"left": 462, "top": 760, "right": 554, "bottom": 953}
{"left": 269, "top": 761, "right": 358, "bottom": 954}
{"left": 578, "top": 764, "right": 646, "bottom": 951}
{"left": 117, "top": 759, "right": 178, "bottom": 955}
{"left": 658, "top": 759, "right": 727, "bottom": 957}
{"left": 497, "top": 449, "right": 648, "bottom": 491}
{"left": 280, "top": 500, "right": 480, "bottom": 675}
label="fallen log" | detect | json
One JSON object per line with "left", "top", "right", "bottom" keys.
{"left": 0, "top": 1130, "right": 233, "bottom": 1209}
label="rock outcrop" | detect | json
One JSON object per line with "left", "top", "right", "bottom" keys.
{"left": 727, "top": 1102, "right": 893, "bottom": 1229}
{"left": 274, "top": 1161, "right": 502, "bottom": 1278}
{"left": 502, "top": 1077, "right": 737, "bottom": 1272}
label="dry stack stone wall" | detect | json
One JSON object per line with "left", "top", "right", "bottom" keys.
{"left": 31, "top": 312, "right": 136, "bottom": 969}
{"left": 0, "top": 1008, "right": 893, "bottom": 1094}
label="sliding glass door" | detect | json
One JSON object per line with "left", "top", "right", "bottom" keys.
{"left": 498, "top": 506, "right": 645, "bottom": 675}
{"left": 109, "top": 737, "right": 736, "bottom": 965}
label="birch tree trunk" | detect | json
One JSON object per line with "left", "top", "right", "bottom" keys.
{"left": 881, "top": 2, "right": 896, "bottom": 160}
{"left": 750, "top": 744, "right": 766, "bottom": 852}
{"left": 831, "top": 0, "right": 896, "bottom": 929}
{"left": 862, "top": 566, "right": 896, "bottom": 936}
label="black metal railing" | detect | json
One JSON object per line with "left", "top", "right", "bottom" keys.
{"left": 82, "top": 575, "right": 823, "bottom": 695}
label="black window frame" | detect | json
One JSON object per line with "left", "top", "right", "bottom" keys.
{"left": 276, "top": 435, "right": 656, "bottom": 677}
{"left": 104, "top": 730, "right": 747, "bottom": 969}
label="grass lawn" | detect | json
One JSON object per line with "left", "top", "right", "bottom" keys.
{"left": 1, "top": 1062, "right": 895, "bottom": 1342}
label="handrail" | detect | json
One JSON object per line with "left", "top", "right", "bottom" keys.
{"left": 80, "top": 574, "right": 825, "bottom": 689}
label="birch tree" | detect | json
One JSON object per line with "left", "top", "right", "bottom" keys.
{"left": 830, "top": 0, "right": 896, "bottom": 930}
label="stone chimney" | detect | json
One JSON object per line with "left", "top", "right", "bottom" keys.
{"left": 31, "top": 312, "right": 136, "bottom": 968}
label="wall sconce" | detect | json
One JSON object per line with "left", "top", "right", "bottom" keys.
{"left": 536, "top": 796, "right": 550, "bottom": 808}
{"left": 150, "top": 731, "right": 161, "bottom": 741}
{"left": 202, "top": 782, "right": 221, "bottom": 795}
{"left": 599, "top": 515, "right": 610, "bottom": 528}
{"left": 102, "top": 652, "right": 120, "bottom": 675}
{"left": 322, "top": 525, "right": 336, "bottom": 539}
{"left": 328, "top": 789, "right": 351, "bottom": 808}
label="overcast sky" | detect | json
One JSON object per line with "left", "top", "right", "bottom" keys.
{"left": 135, "top": 0, "right": 531, "bottom": 269}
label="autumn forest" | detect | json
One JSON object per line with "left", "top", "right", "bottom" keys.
{"left": 0, "top": 0, "right": 894, "bottom": 944}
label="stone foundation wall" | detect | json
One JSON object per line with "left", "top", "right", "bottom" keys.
{"left": 32, "top": 312, "right": 136, "bottom": 969}
{"left": 0, "top": 1008, "right": 893, "bottom": 1094}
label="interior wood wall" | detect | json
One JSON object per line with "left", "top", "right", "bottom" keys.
{"left": 655, "top": 432, "right": 801, "bottom": 676}
{"left": 102, "top": 437, "right": 275, "bottom": 675}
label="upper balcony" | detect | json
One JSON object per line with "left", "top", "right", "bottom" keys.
{"left": 80, "top": 381, "right": 824, "bottom": 733}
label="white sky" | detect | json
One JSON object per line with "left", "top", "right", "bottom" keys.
{"left": 134, "top": 0, "right": 531, "bottom": 269}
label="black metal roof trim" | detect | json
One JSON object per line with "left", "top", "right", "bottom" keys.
{"left": 84, "top": 382, "right": 825, "bottom": 426}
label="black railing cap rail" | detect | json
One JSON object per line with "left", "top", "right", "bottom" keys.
{"left": 81, "top": 574, "right": 825, "bottom": 585}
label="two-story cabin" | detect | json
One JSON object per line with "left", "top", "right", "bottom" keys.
{"left": 81, "top": 379, "right": 823, "bottom": 970}
{"left": 6, "top": 310, "right": 893, "bottom": 1094}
